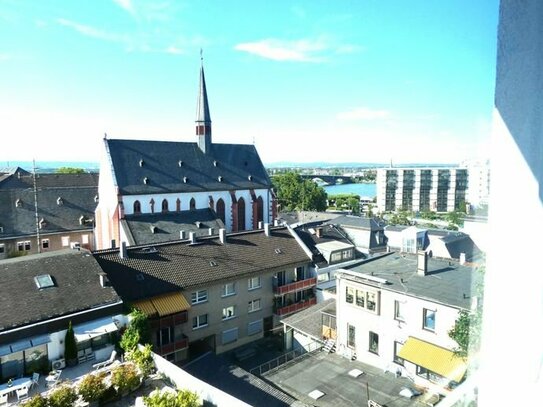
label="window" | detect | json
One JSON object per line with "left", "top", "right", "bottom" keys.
{"left": 367, "top": 292, "right": 377, "bottom": 311}
{"left": 133, "top": 200, "right": 141, "bottom": 214}
{"left": 42, "top": 239, "right": 50, "bottom": 249}
{"left": 157, "top": 327, "right": 174, "bottom": 346}
{"left": 256, "top": 196, "right": 264, "bottom": 224}
{"left": 192, "top": 314, "right": 208, "bottom": 329}
{"left": 0, "top": 244, "right": 4, "bottom": 253}
{"left": 222, "top": 327, "right": 238, "bottom": 345}
{"left": 248, "top": 299, "right": 261, "bottom": 313}
{"left": 61, "top": 236, "right": 70, "bottom": 247}
{"left": 331, "top": 252, "right": 342, "bottom": 262}
{"left": 393, "top": 341, "right": 404, "bottom": 365}
{"left": 161, "top": 199, "right": 169, "bottom": 212}
{"left": 17, "top": 241, "right": 31, "bottom": 251}
{"left": 394, "top": 300, "right": 405, "bottom": 321}
{"left": 190, "top": 197, "right": 196, "bottom": 210}
{"left": 237, "top": 197, "right": 246, "bottom": 231}
{"left": 216, "top": 198, "right": 225, "bottom": 224}
{"left": 191, "top": 290, "right": 208, "bottom": 304}
{"left": 222, "top": 305, "right": 236, "bottom": 320}
{"left": 221, "top": 282, "right": 236, "bottom": 297}
{"left": 369, "top": 331, "right": 379, "bottom": 354}
{"left": 346, "top": 287, "right": 354, "bottom": 303}
{"left": 356, "top": 290, "right": 365, "bottom": 307}
{"left": 176, "top": 198, "right": 181, "bottom": 212}
{"left": 342, "top": 249, "right": 353, "bottom": 260}
{"left": 248, "top": 276, "right": 261, "bottom": 290}
{"left": 82, "top": 234, "right": 89, "bottom": 244}
{"left": 347, "top": 324, "right": 356, "bottom": 348}
{"left": 416, "top": 365, "right": 444, "bottom": 383}
{"left": 248, "top": 319, "right": 263, "bottom": 336}
{"left": 423, "top": 309, "right": 436, "bottom": 331}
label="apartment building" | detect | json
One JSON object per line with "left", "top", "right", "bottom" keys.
{"left": 93, "top": 225, "right": 313, "bottom": 362}
{"left": 335, "top": 251, "right": 478, "bottom": 393}
{"left": 376, "top": 167, "right": 469, "bottom": 213}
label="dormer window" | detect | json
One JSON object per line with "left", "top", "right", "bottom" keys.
{"left": 213, "top": 160, "right": 218, "bottom": 167}
{"left": 183, "top": 176, "right": 188, "bottom": 183}
{"left": 39, "top": 218, "right": 47, "bottom": 229}
{"left": 178, "top": 160, "right": 183, "bottom": 167}
{"left": 218, "top": 176, "right": 223, "bottom": 182}
{"left": 15, "top": 199, "right": 22, "bottom": 207}
{"left": 35, "top": 274, "right": 55, "bottom": 289}
{"left": 79, "top": 215, "right": 85, "bottom": 225}
{"left": 57, "top": 197, "right": 63, "bottom": 206}
{"left": 248, "top": 175, "right": 253, "bottom": 181}
{"left": 150, "top": 225, "right": 156, "bottom": 234}
{"left": 139, "top": 159, "right": 144, "bottom": 167}
{"left": 94, "top": 195, "right": 99, "bottom": 203}
{"left": 143, "top": 177, "right": 149, "bottom": 184}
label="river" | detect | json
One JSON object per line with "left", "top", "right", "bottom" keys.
{"left": 323, "top": 183, "right": 376, "bottom": 198}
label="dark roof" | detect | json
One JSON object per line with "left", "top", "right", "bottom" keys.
{"left": 281, "top": 298, "right": 335, "bottom": 340}
{"left": 343, "top": 252, "right": 481, "bottom": 309}
{"left": 121, "top": 208, "right": 225, "bottom": 245}
{"left": 105, "top": 139, "right": 271, "bottom": 195}
{"left": 0, "top": 182, "right": 98, "bottom": 238}
{"left": 183, "top": 352, "right": 297, "bottom": 407}
{"left": 0, "top": 249, "right": 121, "bottom": 332}
{"left": 276, "top": 211, "right": 342, "bottom": 226}
{"left": 384, "top": 225, "right": 407, "bottom": 232}
{"left": 93, "top": 227, "right": 311, "bottom": 302}
{"left": 0, "top": 173, "right": 98, "bottom": 190}
{"left": 325, "top": 215, "right": 385, "bottom": 231}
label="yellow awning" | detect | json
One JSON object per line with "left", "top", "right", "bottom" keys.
{"left": 398, "top": 337, "right": 467, "bottom": 383}
{"left": 133, "top": 292, "right": 191, "bottom": 317}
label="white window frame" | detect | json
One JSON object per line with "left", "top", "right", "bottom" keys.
{"left": 81, "top": 234, "right": 89, "bottom": 244}
{"left": 0, "top": 243, "right": 4, "bottom": 253}
{"left": 248, "top": 298, "right": 261, "bottom": 313}
{"left": 248, "top": 276, "right": 261, "bottom": 290}
{"left": 331, "top": 252, "right": 342, "bottom": 262}
{"left": 394, "top": 300, "right": 405, "bottom": 322}
{"left": 423, "top": 308, "right": 436, "bottom": 331}
{"left": 222, "top": 305, "right": 236, "bottom": 320}
{"left": 192, "top": 314, "right": 208, "bottom": 330}
{"left": 221, "top": 282, "right": 236, "bottom": 297}
{"left": 191, "top": 289, "right": 208, "bottom": 304}
{"left": 61, "top": 236, "right": 70, "bottom": 247}
{"left": 42, "top": 239, "right": 50, "bottom": 249}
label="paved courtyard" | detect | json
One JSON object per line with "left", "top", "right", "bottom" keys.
{"left": 263, "top": 351, "right": 429, "bottom": 407}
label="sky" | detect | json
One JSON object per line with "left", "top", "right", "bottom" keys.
{"left": 0, "top": 0, "right": 499, "bottom": 165}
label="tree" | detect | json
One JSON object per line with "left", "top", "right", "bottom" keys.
{"left": 56, "top": 167, "right": 85, "bottom": 174}
{"left": 272, "top": 172, "right": 327, "bottom": 212}
{"left": 128, "top": 308, "right": 151, "bottom": 344}
{"left": 64, "top": 321, "right": 77, "bottom": 366}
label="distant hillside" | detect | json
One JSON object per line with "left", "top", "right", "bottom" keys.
{"left": 265, "top": 161, "right": 459, "bottom": 168}
{"left": 1, "top": 161, "right": 99, "bottom": 173}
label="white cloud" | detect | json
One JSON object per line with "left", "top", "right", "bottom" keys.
{"left": 113, "top": 0, "right": 135, "bottom": 15}
{"left": 235, "top": 38, "right": 327, "bottom": 62}
{"left": 165, "top": 46, "right": 184, "bottom": 55}
{"left": 57, "top": 18, "right": 127, "bottom": 44}
{"left": 336, "top": 107, "right": 391, "bottom": 121}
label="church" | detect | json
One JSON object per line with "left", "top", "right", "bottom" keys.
{"left": 95, "top": 62, "right": 276, "bottom": 250}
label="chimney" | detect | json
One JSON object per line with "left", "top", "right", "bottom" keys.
{"left": 111, "top": 239, "right": 116, "bottom": 249}
{"left": 189, "top": 231, "right": 196, "bottom": 244}
{"left": 417, "top": 250, "right": 428, "bottom": 276}
{"left": 316, "top": 227, "right": 323, "bottom": 238}
{"left": 264, "top": 223, "right": 271, "bottom": 237}
{"left": 208, "top": 227, "right": 214, "bottom": 236}
{"left": 219, "top": 228, "right": 226, "bottom": 244}
{"left": 459, "top": 252, "right": 466, "bottom": 265}
{"left": 258, "top": 221, "right": 263, "bottom": 229}
{"left": 120, "top": 242, "right": 127, "bottom": 259}
{"left": 180, "top": 230, "right": 186, "bottom": 240}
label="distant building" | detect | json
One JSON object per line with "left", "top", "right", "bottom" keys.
{"left": 95, "top": 62, "right": 275, "bottom": 250}
{"left": 0, "top": 170, "right": 98, "bottom": 260}
{"left": 93, "top": 226, "right": 313, "bottom": 362}
{"left": 324, "top": 215, "right": 387, "bottom": 254}
{"left": 0, "top": 250, "right": 124, "bottom": 379}
{"left": 335, "top": 252, "right": 478, "bottom": 393}
{"left": 461, "top": 159, "right": 490, "bottom": 210}
{"left": 376, "top": 167, "right": 469, "bottom": 213}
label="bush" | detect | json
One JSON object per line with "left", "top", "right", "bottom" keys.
{"left": 22, "top": 394, "right": 48, "bottom": 407}
{"left": 126, "top": 344, "right": 154, "bottom": 378}
{"left": 78, "top": 372, "right": 107, "bottom": 402}
{"left": 48, "top": 384, "right": 78, "bottom": 407}
{"left": 111, "top": 363, "right": 141, "bottom": 394}
{"left": 143, "top": 388, "right": 201, "bottom": 407}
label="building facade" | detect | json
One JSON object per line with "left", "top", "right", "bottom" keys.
{"left": 376, "top": 167, "right": 469, "bottom": 213}
{"left": 95, "top": 63, "right": 275, "bottom": 250}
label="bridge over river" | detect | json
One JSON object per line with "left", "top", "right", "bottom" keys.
{"left": 298, "top": 174, "right": 354, "bottom": 185}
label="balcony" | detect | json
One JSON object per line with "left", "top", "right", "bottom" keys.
{"left": 274, "top": 277, "right": 317, "bottom": 295}
{"left": 275, "top": 297, "right": 317, "bottom": 316}
{"left": 158, "top": 335, "right": 188, "bottom": 356}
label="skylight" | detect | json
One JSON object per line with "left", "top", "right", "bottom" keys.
{"left": 34, "top": 274, "right": 55, "bottom": 289}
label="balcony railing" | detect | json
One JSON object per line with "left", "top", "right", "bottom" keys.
{"left": 275, "top": 297, "right": 317, "bottom": 316}
{"left": 274, "top": 277, "right": 317, "bottom": 295}
{"left": 159, "top": 336, "right": 188, "bottom": 355}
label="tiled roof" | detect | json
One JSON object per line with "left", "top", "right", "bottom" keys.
{"left": 0, "top": 249, "right": 121, "bottom": 332}
{"left": 281, "top": 298, "right": 335, "bottom": 340}
{"left": 93, "top": 227, "right": 311, "bottom": 302}
{"left": 325, "top": 215, "right": 385, "bottom": 231}
{"left": 105, "top": 139, "right": 271, "bottom": 195}
{"left": 0, "top": 173, "right": 98, "bottom": 189}
{"left": 121, "top": 208, "right": 225, "bottom": 245}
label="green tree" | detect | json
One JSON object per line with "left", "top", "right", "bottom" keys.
{"left": 272, "top": 172, "right": 327, "bottom": 211}
{"left": 389, "top": 211, "right": 411, "bottom": 226}
{"left": 64, "top": 321, "right": 77, "bottom": 365}
{"left": 143, "top": 388, "right": 201, "bottom": 407}
{"left": 48, "top": 385, "right": 78, "bottom": 407}
{"left": 56, "top": 167, "right": 85, "bottom": 174}
{"left": 129, "top": 308, "right": 151, "bottom": 344}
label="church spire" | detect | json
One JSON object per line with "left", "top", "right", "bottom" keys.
{"left": 196, "top": 50, "right": 212, "bottom": 154}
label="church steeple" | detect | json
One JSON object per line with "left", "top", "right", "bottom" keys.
{"left": 196, "top": 52, "right": 212, "bottom": 154}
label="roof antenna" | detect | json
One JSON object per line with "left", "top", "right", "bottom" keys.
{"left": 200, "top": 48, "right": 203, "bottom": 65}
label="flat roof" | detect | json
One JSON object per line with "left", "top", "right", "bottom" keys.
{"left": 339, "top": 252, "right": 480, "bottom": 309}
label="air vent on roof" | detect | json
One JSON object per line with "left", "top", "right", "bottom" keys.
{"left": 274, "top": 248, "right": 283, "bottom": 254}
{"left": 139, "top": 159, "right": 144, "bottom": 167}
{"left": 213, "top": 160, "right": 218, "bottom": 167}
{"left": 79, "top": 215, "right": 85, "bottom": 225}
{"left": 143, "top": 177, "right": 149, "bottom": 184}
{"left": 183, "top": 176, "right": 188, "bottom": 183}
{"left": 136, "top": 273, "right": 145, "bottom": 282}
{"left": 57, "top": 197, "right": 63, "bottom": 206}
{"left": 248, "top": 175, "right": 253, "bottom": 181}
{"left": 39, "top": 218, "right": 47, "bottom": 229}
{"left": 210, "top": 260, "right": 218, "bottom": 267}
{"left": 140, "top": 247, "right": 158, "bottom": 254}
{"left": 178, "top": 160, "right": 183, "bottom": 167}
{"left": 15, "top": 198, "right": 22, "bottom": 208}
{"left": 218, "top": 176, "right": 223, "bottom": 182}
{"left": 150, "top": 225, "right": 157, "bottom": 234}
{"left": 195, "top": 221, "right": 202, "bottom": 228}
{"left": 35, "top": 274, "right": 55, "bottom": 289}
{"left": 94, "top": 195, "right": 99, "bottom": 203}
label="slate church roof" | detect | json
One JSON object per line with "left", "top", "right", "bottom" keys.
{"left": 105, "top": 139, "right": 271, "bottom": 195}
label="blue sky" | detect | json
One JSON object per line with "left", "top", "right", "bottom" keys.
{"left": 0, "top": 0, "right": 499, "bottom": 165}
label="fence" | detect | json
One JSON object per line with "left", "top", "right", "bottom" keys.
{"left": 250, "top": 340, "right": 322, "bottom": 376}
